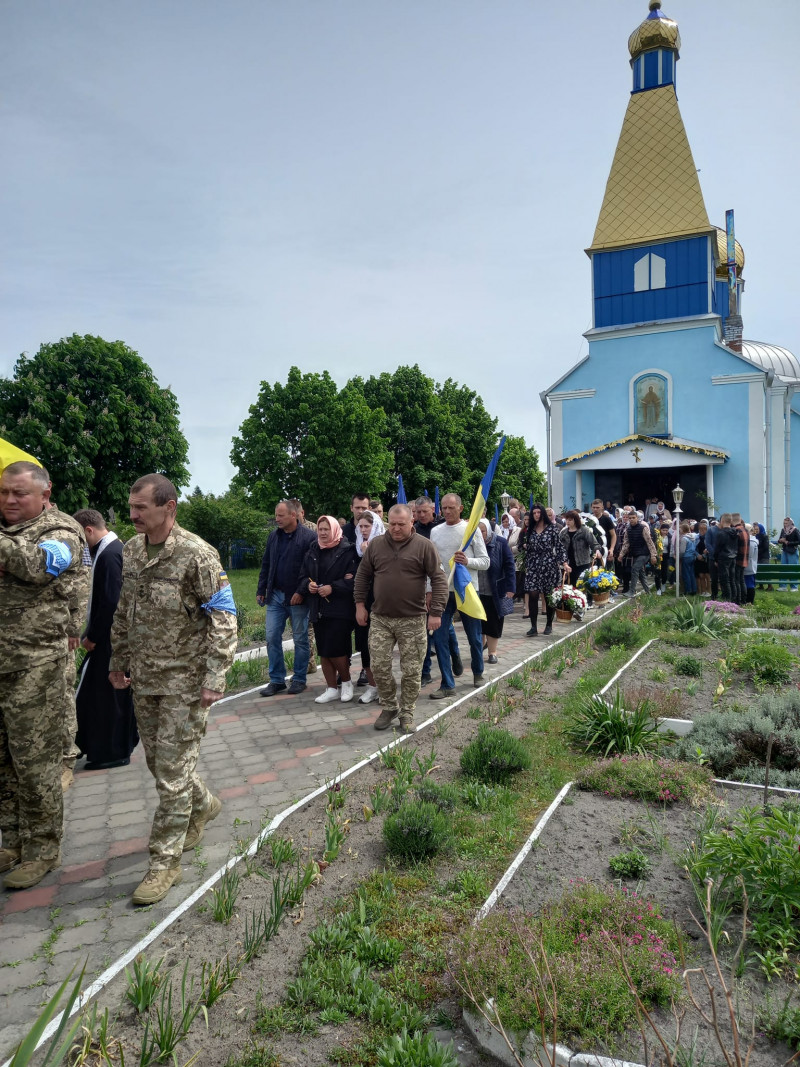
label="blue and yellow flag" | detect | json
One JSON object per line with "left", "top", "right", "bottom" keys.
{"left": 450, "top": 436, "right": 506, "bottom": 621}
{"left": 0, "top": 436, "right": 41, "bottom": 475}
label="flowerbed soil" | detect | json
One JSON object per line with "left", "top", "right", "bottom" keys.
{"left": 494, "top": 787, "right": 798, "bottom": 1067}
{"left": 617, "top": 632, "right": 800, "bottom": 721}
{"left": 60, "top": 623, "right": 596, "bottom": 1067}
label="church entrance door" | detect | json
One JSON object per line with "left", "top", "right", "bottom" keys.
{"left": 594, "top": 465, "right": 708, "bottom": 518}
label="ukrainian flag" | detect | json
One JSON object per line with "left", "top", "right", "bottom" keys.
{"left": 450, "top": 436, "right": 506, "bottom": 621}
{"left": 0, "top": 436, "right": 42, "bottom": 475}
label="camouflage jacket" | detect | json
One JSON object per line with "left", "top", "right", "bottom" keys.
{"left": 0, "top": 506, "right": 88, "bottom": 674}
{"left": 109, "top": 523, "right": 237, "bottom": 696}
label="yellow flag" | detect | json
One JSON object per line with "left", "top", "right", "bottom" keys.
{"left": 0, "top": 437, "right": 42, "bottom": 475}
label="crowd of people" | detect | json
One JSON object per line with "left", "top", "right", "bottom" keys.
{"left": 4, "top": 462, "right": 798, "bottom": 904}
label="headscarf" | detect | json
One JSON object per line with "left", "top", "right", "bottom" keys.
{"left": 317, "top": 515, "right": 344, "bottom": 549}
{"left": 498, "top": 512, "right": 516, "bottom": 539}
{"left": 355, "top": 510, "right": 385, "bottom": 557}
{"left": 479, "top": 517, "right": 493, "bottom": 543}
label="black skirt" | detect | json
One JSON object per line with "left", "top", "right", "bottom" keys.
{"left": 479, "top": 594, "right": 504, "bottom": 639}
{"left": 354, "top": 621, "right": 371, "bottom": 669}
{"left": 313, "top": 617, "right": 355, "bottom": 658}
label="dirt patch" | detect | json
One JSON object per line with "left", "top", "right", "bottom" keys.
{"left": 492, "top": 787, "right": 798, "bottom": 1067}
{"left": 614, "top": 634, "right": 800, "bottom": 721}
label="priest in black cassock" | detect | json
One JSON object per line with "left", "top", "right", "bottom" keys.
{"left": 73, "top": 510, "right": 138, "bottom": 769}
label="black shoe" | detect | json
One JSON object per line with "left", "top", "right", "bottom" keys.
{"left": 429, "top": 687, "right": 455, "bottom": 700}
{"left": 287, "top": 680, "right": 307, "bottom": 695}
{"left": 356, "top": 669, "right": 368, "bottom": 687}
{"left": 473, "top": 674, "right": 484, "bottom": 687}
{"left": 83, "top": 757, "right": 130, "bottom": 771}
{"left": 543, "top": 625, "right": 552, "bottom": 636}
{"left": 260, "top": 682, "right": 288, "bottom": 697}
{"left": 451, "top": 654, "right": 464, "bottom": 677}
{"left": 420, "top": 673, "right": 432, "bottom": 686}
{"left": 526, "top": 628, "right": 538, "bottom": 637}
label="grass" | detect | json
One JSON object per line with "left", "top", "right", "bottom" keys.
{"left": 227, "top": 567, "right": 261, "bottom": 607}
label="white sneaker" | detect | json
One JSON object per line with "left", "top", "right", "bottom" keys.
{"left": 359, "top": 685, "right": 379, "bottom": 704}
{"left": 656, "top": 589, "right": 662, "bottom": 596}
{"left": 340, "top": 681, "right": 354, "bottom": 702}
{"left": 315, "top": 687, "right": 340, "bottom": 704}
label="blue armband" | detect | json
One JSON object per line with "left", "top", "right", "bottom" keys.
{"left": 38, "top": 540, "right": 73, "bottom": 577}
{"left": 201, "top": 586, "right": 237, "bottom": 616}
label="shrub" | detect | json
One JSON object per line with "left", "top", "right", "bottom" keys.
{"left": 415, "top": 780, "right": 459, "bottom": 812}
{"left": 376, "top": 1029, "right": 459, "bottom": 1067}
{"left": 383, "top": 800, "right": 452, "bottom": 862}
{"left": 452, "top": 882, "right": 682, "bottom": 1045}
{"left": 672, "top": 690, "right": 800, "bottom": 782}
{"left": 674, "top": 654, "right": 702, "bottom": 677}
{"left": 761, "top": 616, "right": 800, "bottom": 631}
{"left": 728, "top": 637, "right": 796, "bottom": 689}
{"left": 459, "top": 724, "right": 532, "bottom": 784}
{"left": 594, "top": 617, "right": 639, "bottom": 649}
{"left": 660, "top": 630, "right": 710, "bottom": 648}
{"left": 576, "top": 756, "right": 713, "bottom": 804}
{"left": 566, "top": 690, "right": 667, "bottom": 757}
{"left": 668, "top": 599, "right": 727, "bottom": 636}
{"left": 608, "top": 849, "right": 652, "bottom": 879}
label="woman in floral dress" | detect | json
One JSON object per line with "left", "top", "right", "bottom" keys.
{"left": 525, "top": 504, "right": 568, "bottom": 636}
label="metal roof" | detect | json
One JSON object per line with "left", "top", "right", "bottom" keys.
{"left": 740, "top": 340, "right": 800, "bottom": 383}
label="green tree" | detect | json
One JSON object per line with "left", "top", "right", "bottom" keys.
{"left": 0, "top": 334, "right": 189, "bottom": 514}
{"left": 230, "top": 367, "right": 393, "bottom": 516}
{"left": 177, "top": 488, "right": 271, "bottom": 567}
{"left": 493, "top": 434, "right": 547, "bottom": 509}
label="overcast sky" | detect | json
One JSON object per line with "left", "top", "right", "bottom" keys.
{"left": 3, "top": 1, "right": 798, "bottom": 495}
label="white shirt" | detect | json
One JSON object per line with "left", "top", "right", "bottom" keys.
{"left": 430, "top": 519, "right": 489, "bottom": 591}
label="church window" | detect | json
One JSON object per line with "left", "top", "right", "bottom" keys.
{"left": 633, "top": 252, "right": 666, "bottom": 292}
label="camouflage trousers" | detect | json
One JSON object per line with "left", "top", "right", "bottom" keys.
{"left": 367, "top": 614, "right": 427, "bottom": 716}
{"left": 62, "top": 653, "right": 80, "bottom": 768}
{"left": 133, "top": 692, "right": 213, "bottom": 870}
{"left": 0, "top": 658, "right": 67, "bottom": 862}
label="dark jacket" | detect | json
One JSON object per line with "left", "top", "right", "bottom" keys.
{"left": 755, "top": 524, "right": 770, "bottom": 564}
{"left": 484, "top": 535, "right": 516, "bottom": 614}
{"left": 778, "top": 526, "right": 800, "bottom": 552}
{"left": 298, "top": 539, "right": 358, "bottom": 623}
{"left": 559, "top": 525, "right": 598, "bottom": 570}
{"left": 704, "top": 523, "right": 719, "bottom": 561}
{"left": 715, "top": 526, "right": 739, "bottom": 560}
{"left": 414, "top": 518, "right": 444, "bottom": 540}
{"left": 618, "top": 521, "right": 656, "bottom": 561}
{"left": 85, "top": 538, "right": 125, "bottom": 648}
{"left": 256, "top": 524, "right": 317, "bottom": 601}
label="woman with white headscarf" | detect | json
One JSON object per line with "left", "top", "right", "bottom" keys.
{"left": 353, "top": 511, "right": 385, "bottom": 704}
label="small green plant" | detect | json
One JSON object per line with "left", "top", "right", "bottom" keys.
{"left": 368, "top": 782, "right": 392, "bottom": 815}
{"left": 649, "top": 666, "right": 667, "bottom": 682}
{"left": 460, "top": 780, "right": 498, "bottom": 812}
{"left": 608, "top": 848, "right": 652, "bottom": 879}
{"left": 577, "top": 755, "right": 713, "bottom": 804}
{"left": 507, "top": 673, "right": 525, "bottom": 690}
{"left": 686, "top": 680, "right": 699, "bottom": 697}
{"left": 224, "top": 1043, "right": 281, "bottom": 1067}
{"left": 8, "top": 964, "right": 85, "bottom": 1067}
{"left": 460, "top": 724, "right": 532, "bottom": 784}
{"left": 326, "top": 777, "right": 349, "bottom": 811}
{"left": 125, "top": 955, "right": 164, "bottom": 1014}
{"left": 375, "top": 1029, "right": 459, "bottom": 1067}
{"left": 674, "top": 654, "right": 702, "bottom": 677}
{"left": 485, "top": 681, "right": 499, "bottom": 702}
{"left": 383, "top": 799, "right": 452, "bottom": 862}
{"left": 200, "top": 955, "right": 239, "bottom": 1007}
{"left": 269, "top": 835, "right": 298, "bottom": 868}
{"left": 594, "top": 617, "right": 639, "bottom": 649}
{"left": 668, "top": 599, "right": 727, "bottom": 636}
{"left": 728, "top": 636, "right": 796, "bottom": 689}
{"left": 211, "top": 867, "right": 239, "bottom": 924}
{"left": 324, "top": 809, "right": 347, "bottom": 862}
{"left": 660, "top": 629, "right": 710, "bottom": 648}
{"left": 416, "top": 780, "right": 459, "bottom": 812}
{"left": 758, "top": 994, "right": 800, "bottom": 1052}
{"left": 566, "top": 690, "right": 666, "bottom": 757}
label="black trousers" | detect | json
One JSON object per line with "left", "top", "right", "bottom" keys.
{"left": 709, "top": 559, "right": 719, "bottom": 601}
{"left": 717, "top": 558, "right": 736, "bottom": 602}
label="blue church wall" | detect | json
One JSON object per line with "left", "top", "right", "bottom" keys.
{"left": 593, "top": 237, "right": 710, "bottom": 328}
{"left": 791, "top": 409, "right": 800, "bottom": 522}
{"left": 554, "top": 323, "right": 755, "bottom": 512}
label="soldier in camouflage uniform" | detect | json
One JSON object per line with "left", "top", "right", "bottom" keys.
{"left": 354, "top": 504, "right": 448, "bottom": 733}
{"left": 0, "top": 461, "right": 88, "bottom": 890}
{"left": 110, "top": 474, "right": 237, "bottom": 905}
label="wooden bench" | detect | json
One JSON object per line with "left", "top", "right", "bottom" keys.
{"left": 754, "top": 564, "right": 800, "bottom": 588}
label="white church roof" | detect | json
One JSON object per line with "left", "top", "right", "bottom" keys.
{"left": 740, "top": 340, "right": 800, "bottom": 383}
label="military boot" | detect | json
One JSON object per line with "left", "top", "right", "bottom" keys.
{"left": 4, "top": 858, "right": 60, "bottom": 890}
{"left": 183, "top": 796, "right": 222, "bottom": 851}
{"left": 398, "top": 713, "right": 415, "bottom": 735}
{"left": 0, "top": 847, "right": 21, "bottom": 874}
{"left": 373, "top": 707, "right": 398, "bottom": 731}
{"left": 132, "top": 866, "right": 183, "bottom": 905}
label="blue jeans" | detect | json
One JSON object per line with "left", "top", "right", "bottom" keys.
{"left": 681, "top": 559, "right": 697, "bottom": 595}
{"left": 266, "top": 591, "right": 310, "bottom": 685}
{"left": 433, "top": 594, "right": 484, "bottom": 689}
{"left": 422, "top": 620, "right": 460, "bottom": 678}
{"left": 780, "top": 550, "right": 799, "bottom": 590}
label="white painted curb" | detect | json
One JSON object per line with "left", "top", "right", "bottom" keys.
{"left": 6, "top": 599, "right": 631, "bottom": 1065}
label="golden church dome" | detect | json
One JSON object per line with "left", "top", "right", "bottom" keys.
{"left": 714, "top": 227, "right": 745, "bottom": 278}
{"left": 628, "top": 1, "right": 681, "bottom": 61}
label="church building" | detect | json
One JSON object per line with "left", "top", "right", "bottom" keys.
{"left": 541, "top": 1, "right": 799, "bottom": 529}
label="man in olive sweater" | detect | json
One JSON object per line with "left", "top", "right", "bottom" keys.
{"left": 354, "top": 505, "right": 448, "bottom": 734}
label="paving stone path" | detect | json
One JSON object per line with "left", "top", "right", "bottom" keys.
{"left": 0, "top": 606, "right": 604, "bottom": 1057}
